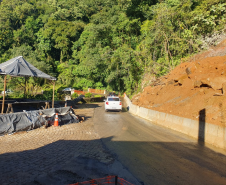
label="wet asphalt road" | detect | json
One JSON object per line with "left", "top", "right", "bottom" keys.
{"left": 93, "top": 102, "right": 226, "bottom": 185}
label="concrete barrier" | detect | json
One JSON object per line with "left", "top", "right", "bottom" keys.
{"left": 124, "top": 94, "right": 226, "bottom": 150}
{"left": 129, "top": 104, "right": 138, "bottom": 115}
{"left": 138, "top": 107, "right": 149, "bottom": 119}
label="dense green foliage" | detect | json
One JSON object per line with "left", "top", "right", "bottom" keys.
{"left": 0, "top": 0, "right": 225, "bottom": 95}
{"left": 71, "top": 92, "right": 78, "bottom": 99}
{"left": 84, "top": 92, "right": 92, "bottom": 98}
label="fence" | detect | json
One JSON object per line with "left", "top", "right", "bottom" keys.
{"left": 73, "top": 90, "right": 86, "bottom": 95}
{"left": 73, "top": 89, "right": 106, "bottom": 95}
{"left": 88, "top": 88, "right": 105, "bottom": 94}
{"left": 70, "top": 175, "right": 133, "bottom": 185}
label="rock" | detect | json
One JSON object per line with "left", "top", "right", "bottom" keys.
{"left": 76, "top": 115, "right": 85, "bottom": 122}
{"left": 178, "top": 79, "right": 183, "bottom": 85}
{"left": 209, "top": 76, "right": 226, "bottom": 90}
{"left": 186, "top": 67, "right": 192, "bottom": 75}
{"left": 185, "top": 64, "right": 197, "bottom": 75}
{"left": 174, "top": 75, "right": 187, "bottom": 86}
{"left": 167, "top": 79, "right": 175, "bottom": 85}
{"left": 194, "top": 80, "right": 202, "bottom": 88}
{"left": 222, "top": 82, "right": 226, "bottom": 94}
{"left": 200, "top": 79, "right": 212, "bottom": 88}
{"left": 200, "top": 79, "right": 210, "bottom": 85}
{"left": 213, "top": 93, "right": 224, "bottom": 96}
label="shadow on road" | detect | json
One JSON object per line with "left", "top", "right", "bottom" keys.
{"left": 74, "top": 103, "right": 101, "bottom": 109}
{"left": 1, "top": 136, "right": 226, "bottom": 185}
{"left": 198, "top": 109, "right": 206, "bottom": 145}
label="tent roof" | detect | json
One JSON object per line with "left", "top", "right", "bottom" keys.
{"left": 0, "top": 56, "right": 56, "bottom": 80}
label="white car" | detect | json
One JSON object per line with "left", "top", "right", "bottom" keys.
{"left": 105, "top": 96, "right": 122, "bottom": 112}
{"left": 1, "top": 90, "right": 13, "bottom": 94}
{"left": 62, "top": 87, "right": 73, "bottom": 91}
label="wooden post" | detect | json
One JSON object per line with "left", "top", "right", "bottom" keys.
{"left": 52, "top": 81, "right": 55, "bottom": 108}
{"left": 6, "top": 103, "right": 14, "bottom": 113}
{"left": 115, "top": 176, "right": 118, "bottom": 185}
{"left": 45, "top": 102, "right": 50, "bottom": 109}
{"left": 1, "top": 75, "right": 7, "bottom": 114}
{"left": 24, "top": 77, "right": 27, "bottom": 99}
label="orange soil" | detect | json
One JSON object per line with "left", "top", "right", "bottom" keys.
{"left": 132, "top": 39, "right": 226, "bottom": 126}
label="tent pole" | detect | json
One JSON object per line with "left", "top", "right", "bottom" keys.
{"left": 52, "top": 81, "right": 55, "bottom": 108}
{"left": 1, "top": 75, "right": 7, "bottom": 114}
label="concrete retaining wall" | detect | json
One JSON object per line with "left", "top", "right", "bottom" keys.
{"left": 124, "top": 95, "right": 226, "bottom": 150}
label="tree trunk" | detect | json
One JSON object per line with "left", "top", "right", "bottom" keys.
{"left": 1, "top": 75, "right": 7, "bottom": 114}
{"left": 52, "top": 81, "right": 55, "bottom": 108}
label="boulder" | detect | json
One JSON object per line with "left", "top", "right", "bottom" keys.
{"left": 200, "top": 79, "right": 211, "bottom": 88}
{"left": 178, "top": 79, "right": 184, "bottom": 85}
{"left": 199, "top": 76, "right": 226, "bottom": 90}
{"left": 185, "top": 63, "right": 197, "bottom": 75}
{"left": 175, "top": 75, "right": 187, "bottom": 86}
{"left": 209, "top": 76, "right": 226, "bottom": 90}
{"left": 186, "top": 67, "right": 192, "bottom": 75}
{"left": 168, "top": 79, "right": 175, "bottom": 85}
{"left": 194, "top": 80, "right": 202, "bottom": 88}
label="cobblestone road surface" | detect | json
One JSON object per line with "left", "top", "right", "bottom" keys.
{"left": 0, "top": 104, "right": 138, "bottom": 185}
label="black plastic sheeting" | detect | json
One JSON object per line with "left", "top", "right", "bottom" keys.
{"left": 40, "top": 107, "right": 79, "bottom": 126}
{"left": 0, "top": 112, "right": 37, "bottom": 135}
{"left": 66, "top": 95, "right": 85, "bottom": 107}
{"left": 0, "top": 107, "right": 79, "bottom": 135}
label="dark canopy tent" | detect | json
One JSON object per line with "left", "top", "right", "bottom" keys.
{"left": 0, "top": 56, "right": 56, "bottom": 113}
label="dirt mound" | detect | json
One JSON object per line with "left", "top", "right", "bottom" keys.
{"left": 132, "top": 40, "right": 226, "bottom": 126}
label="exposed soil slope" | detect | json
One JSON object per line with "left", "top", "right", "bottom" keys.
{"left": 132, "top": 39, "right": 226, "bottom": 126}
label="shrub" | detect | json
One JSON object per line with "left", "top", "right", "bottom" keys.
{"left": 94, "top": 94, "right": 102, "bottom": 98}
{"left": 95, "top": 82, "right": 103, "bottom": 89}
{"left": 83, "top": 87, "right": 88, "bottom": 91}
{"left": 57, "top": 93, "right": 65, "bottom": 100}
{"left": 34, "top": 94, "right": 43, "bottom": 100}
{"left": 34, "top": 90, "right": 59, "bottom": 100}
{"left": 26, "top": 94, "right": 35, "bottom": 99}
{"left": 71, "top": 92, "right": 78, "bottom": 99}
{"left": 85, "top": 92, "right": 92, "bottom": 98}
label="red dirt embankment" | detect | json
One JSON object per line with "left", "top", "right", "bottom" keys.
{"left": 132, "top": 39, "right": 226, "bottom": 126}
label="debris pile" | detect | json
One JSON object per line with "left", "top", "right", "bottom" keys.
{"left": 132, "top": 39, "right": 226, "bottom": 126}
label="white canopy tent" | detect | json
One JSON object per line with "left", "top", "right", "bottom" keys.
{"left": 0, "top": 56, "right": 56, "bottom": 113}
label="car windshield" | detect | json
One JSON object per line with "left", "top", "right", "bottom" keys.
{"left": 108, "top": 98, "right": 120, "bottom": 101}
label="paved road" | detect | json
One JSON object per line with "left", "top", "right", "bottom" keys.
{"left": 94, "top": 102, "right": 226, "bottom": 185}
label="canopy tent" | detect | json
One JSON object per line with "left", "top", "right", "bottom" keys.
{"left": 0, "top": 56, "right": 56, "bottom": 113}
{"left": 0, "top": 56, "right": 56, "bottom": 80}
